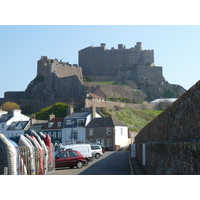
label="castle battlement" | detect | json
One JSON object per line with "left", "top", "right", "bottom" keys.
{"left": 79, "top": 42, "right": 156, "bottom": 82}
{"left": 37, "top": 56, "right": 83, "bottom": 83}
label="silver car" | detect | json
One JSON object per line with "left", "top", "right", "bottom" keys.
{"left": 90, "top": 144, "right": 103, "bottom": 159}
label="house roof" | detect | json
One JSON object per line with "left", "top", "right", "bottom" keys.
{"left": 86, "top": 117, "right": 127, "bottom": 127}
{"left": 0, "top": 114, "right": 13, "bottom": 123}
{"left": 42, "top": 117, "right": 65, "bottom": 130}
{"left": 66, "top": 112, "right": 90, "bottom": 118}
{"left": 7, "top": 121, "right": 30, "bottom": 131}
{"left": 88, "top": 93, "right": 105, "bottom": 99}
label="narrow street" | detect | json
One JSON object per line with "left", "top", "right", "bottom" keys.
{"left": 48, "top": 151, "right": 132, "bottom": 175}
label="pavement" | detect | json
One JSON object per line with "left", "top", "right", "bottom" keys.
{"left": 130, "top": 157, "right": 147, "bottom": 175}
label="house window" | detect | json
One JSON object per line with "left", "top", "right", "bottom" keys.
{"left": 2, "top": 124, "right": 4, "bottom": 129}
{"left": 107, "top": 139, "right": 111, "bottom": 146}
{"left": 53, "top": 131, "right": 56, "bottom": 138}
{"left": 107, "top": 128, "right": 111, "bottom": 135}
{"left": 89, "top": 128, "right": 93, "bottom": 136}
{"left": 120, "top": 128, "right": 123, "bottom": 135}
{"left": 57, "top": 122, "right": 62, "bottom": 127}
{"left": 48, "top": 122, "right": 54, "bottom": 128}
{"left": 70, "top": 130, "right": 78, "bottom": 140}
{"left": 66, "top": 119, "right": 74, "bottom": 126}
{"left": 58, "top": 131, "right": 61, "bottom": 139}
{"left": 77, "top": 119, "right": 84, "bottom": 127}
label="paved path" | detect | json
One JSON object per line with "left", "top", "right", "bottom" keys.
{"left": 48, "top": 151, "right": 132, "bottom": 175}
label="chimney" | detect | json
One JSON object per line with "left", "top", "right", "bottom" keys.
{"left": 49, "top": 113, "right": 55, "bottom": 121}
{"left": 13, "top": 109, "right": 21, "bottom": 117}
{"left": 67, "top": 105, "right": 74, "bottom": 116}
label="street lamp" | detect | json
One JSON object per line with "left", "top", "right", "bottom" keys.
{"left": 71, "top": 119, "right": 75, "bottom": 144}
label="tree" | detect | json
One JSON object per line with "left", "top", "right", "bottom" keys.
{"left": 0, "top": 102, "right": 20, "bottom": 113}
{"left": 35, "top": 102, "right": 68, "bottom": 120}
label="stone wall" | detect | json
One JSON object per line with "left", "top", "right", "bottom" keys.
{"left": 4, "top": 91, "right": 24, "bottom": 99}
{"left": 79, "top": 42, "right": 159, "bottom": 83}
{"left": 84, "top": 82, "right": 146, "bottom": 100}
{"left": 85, "top": 99, "right": 156, "bottom": 110}
{"left": 135, "top": 80, "right": 200, "bottom": 174}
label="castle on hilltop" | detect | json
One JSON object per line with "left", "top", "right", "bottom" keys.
{"left": 79, "top": 42, "right": 165, "bottom": 84}
{"left": 37, "top": 56, "right": 83, "bottom": 84}
{"left": 1, "top": 42, "right": 186, "bottom": 114}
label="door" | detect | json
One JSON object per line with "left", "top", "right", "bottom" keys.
{"left": 65, "top": 151, "right": 79, "bottom": 167}
{"left": 96, "top": 139, "right": 104, "bottom": 146}
{"left": 55, "top": 151, "right": 67, "bottom": 168}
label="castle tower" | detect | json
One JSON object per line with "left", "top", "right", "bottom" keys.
{"left": 135, "top": 42, "right": 143, "bottom": 51}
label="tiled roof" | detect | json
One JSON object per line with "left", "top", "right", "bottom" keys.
{"left": 86, "top": 117, "right": 127, "bottom": 127}
{"left": 89, "top": 93, "right": 104, "bottom": 99}
{"left": 42, "top": 117, "right": 65, "bottom": 130}
{"left": 66, "top": 112, "right": 90, "bottom": 118}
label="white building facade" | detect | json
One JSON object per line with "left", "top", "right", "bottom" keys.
{"left": 62, "top": 112, "right": 101, "bottom": 145}
{"left": 0, "top": 109, "right": 30, "bottom": 138}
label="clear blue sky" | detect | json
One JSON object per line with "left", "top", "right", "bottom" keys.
{"left": 0, "top": 25, "right": 200, "bottom": 98}
{"left": 1, "top": 0, "right": 200, "bottom": 98}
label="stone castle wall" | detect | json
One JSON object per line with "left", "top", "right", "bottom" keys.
{"left": 79, "top": 42, "right": 160, "bottom": 83}
{"left": 37, "top": 56, "right": 83, "bottom": 84}
{"left": 135, "top": 80, "right": 200, "bottom": 174}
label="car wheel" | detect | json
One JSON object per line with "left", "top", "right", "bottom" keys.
{"left": 95, "top": 153, "right": 100, "bottom": 159}
{"left": 77, "top": 161, "right": 83, "bottom": 169}
{"left": 84, "top": 160, "right": 88, "bottom": 166}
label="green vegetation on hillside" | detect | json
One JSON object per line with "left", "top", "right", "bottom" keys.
{"left": 35, "top": 102, "right": 68, "bottom": 120}
{"left": 108, "top": 108, "right": 162, "bottom": 132}
{"left": 107, "top": 97, "right": 144, "bottom": 104}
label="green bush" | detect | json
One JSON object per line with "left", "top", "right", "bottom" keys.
{"left": 35, "top": 102, "right": 68, "bottom": 120}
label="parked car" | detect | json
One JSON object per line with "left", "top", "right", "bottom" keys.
{"left": 90, "top": 144, "right": 103, "bottom": 159}
{"left": 55, "top": 144, "right": 93, "bottom": 162}
{"left": 55, "top": 149, "right": 87, "bottom": 169}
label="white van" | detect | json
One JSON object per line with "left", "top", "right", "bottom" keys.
{"left": 55, "top": 144, "right": 93, "bottom": 163}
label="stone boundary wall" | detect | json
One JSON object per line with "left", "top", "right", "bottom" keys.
{"left": 135, "top": 80, "right": 200, "bottom": 174}
{"left": 85, "top": 99, "right": 156, "bottom": 110}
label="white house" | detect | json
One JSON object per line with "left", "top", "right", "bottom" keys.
{"left": 62, "top": 111, "right": 101, "bottom": 145}
{"left": 0, "top": 109, "right": 30, "bottom": 138}
{"left": 85, "top": 117, "right": 129, "bottom": 151}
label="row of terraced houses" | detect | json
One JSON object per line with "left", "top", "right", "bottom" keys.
{"left": 0, "top": 107, "right": 129, "bottom": 151}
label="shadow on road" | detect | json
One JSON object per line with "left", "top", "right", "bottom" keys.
{"left": 79, "top": 151, "right": 132, "bottom": 175}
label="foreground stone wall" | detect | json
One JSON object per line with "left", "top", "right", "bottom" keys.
{"left": 135, "top": 80, "right": 200, "bottom": 174}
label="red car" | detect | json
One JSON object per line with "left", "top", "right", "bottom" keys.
{"left": 55, "top": 150, "right": 87, "bottom": 169}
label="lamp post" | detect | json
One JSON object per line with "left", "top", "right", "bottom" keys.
{"left": 71, "top": 119, "right": 74, "bottom": 144}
